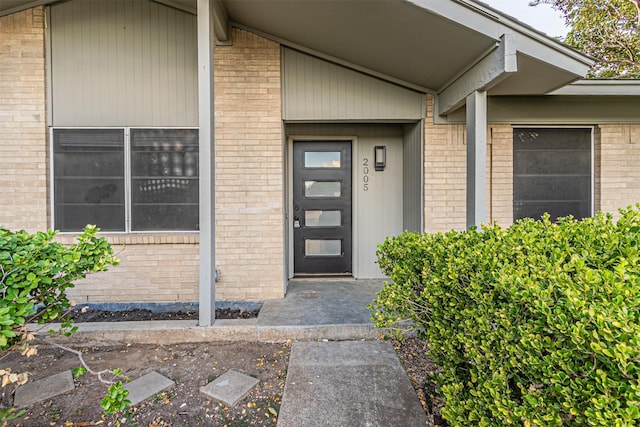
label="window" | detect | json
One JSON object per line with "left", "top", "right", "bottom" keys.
{"left": 53, "top": 128, "right": 199, "bottom": 232}
{"left": 513, "top": 128, "right": 592, "bottom": 222}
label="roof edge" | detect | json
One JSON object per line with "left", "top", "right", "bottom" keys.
{"left": 0, "top": 0, "right": 56, "bottom": 17}
{"left": 453, "top": 0, "right": 595, "bottom": 68}
{"left": 550, "top": 79, "right": 640, "bottom": 96}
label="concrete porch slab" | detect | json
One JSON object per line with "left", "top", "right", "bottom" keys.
{"left": 258, "top": 279, "right": 384, "bottom": 327}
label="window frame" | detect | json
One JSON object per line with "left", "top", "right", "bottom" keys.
{"left": 512, "top": 125, "right": 595, "bottom": 221}
{"left": 50, "top": 126, "right": 199, "bottom": 234}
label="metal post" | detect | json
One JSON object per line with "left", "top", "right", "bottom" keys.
{"left": 197, "top": 0, "right": 215, "bottom": 326}
{"left": 466, "top": 90, "right": 487, "bottom": 229}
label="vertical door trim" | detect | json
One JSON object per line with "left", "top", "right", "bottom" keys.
{"left": 286, "top": 135, "right": 358, "bottom": 278}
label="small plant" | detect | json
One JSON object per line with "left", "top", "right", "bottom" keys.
{"left": 100, "top": 381, "right": 131, "bottom": 415}
{"left": 0, "top": 407, "right": 26, "bottom": 422}
{"left": 0, "top": 225, "right": 126, "bottom": 420}
{"left": 48, "top": 406, "right": 61, "bottom": 421}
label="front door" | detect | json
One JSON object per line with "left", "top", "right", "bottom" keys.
{"left": 293, "top": 141, "right": 352, "bottom": 274}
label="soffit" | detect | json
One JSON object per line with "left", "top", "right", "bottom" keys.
{"left": 224, "top": 0, "right": 494, "bottom": 91}
{"left": 222, "top": 0, "right": 593, "bottom": 97}
{"left": 1, "top": 0, "right": 596, "bottom": 105}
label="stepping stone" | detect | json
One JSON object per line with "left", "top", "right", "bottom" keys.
{"left": 125, "top": 371, "right": 175, "bottom": 406}
{"left": 14, "top": 370, "right": 75, "bottom": 407}
{"left": 200, "top": 369, "right": 259, "bottom": 407}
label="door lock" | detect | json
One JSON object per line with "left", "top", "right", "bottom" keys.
{"left": 294, "top": 217, "right": 301, "bottom": 228}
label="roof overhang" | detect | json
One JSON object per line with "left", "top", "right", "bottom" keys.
{"left": 2, "top": 0, "right": 597, "bottom": 115}
{"left": 550, "top": 79, "right": 640, "bottom": 96}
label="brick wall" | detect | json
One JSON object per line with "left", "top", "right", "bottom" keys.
{"left": 599, "top": 124, "right": 640, "bottom": 218}
{"left": 213, "top": 28, "right": 284, "bottom": 300}
{"left": 423, "top": 100, "right": 467, "bottom": 232}
{"left": 423, "top": 98, "right": 511, "bottom": 232}
{"left": 0, "top": 7, "right": 48, "bottom": 232}
{"left": 489, "top": 125, "right": 514, "bottom": 225}
{"left": 60, "top": 234, "right": 199, "bottom": 304}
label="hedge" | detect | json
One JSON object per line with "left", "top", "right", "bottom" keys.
{"left": 371, "top": 206, "right": 640, "bottom": 426}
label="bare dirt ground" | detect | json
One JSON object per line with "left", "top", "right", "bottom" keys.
{"left": 4, "top": 341, "right": 290, "bottom": 427}
{"left": 1, "top": 312, "right": 444, "bottom": 427}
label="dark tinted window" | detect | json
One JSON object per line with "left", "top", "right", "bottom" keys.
{"left": 513, "top": 128, "right": 591, "bottom": 221}
{"left": 53, "top": 128, "right": 199, "bottom": 232}
{"left": 130, "top": 129, "right": 199, "bottom": 231}
{"left": 53, "top": 129, "right": 125, "bottom": 231}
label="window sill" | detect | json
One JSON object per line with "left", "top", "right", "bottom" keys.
{"left": 55, "top": 232, "right": 199, "bottom": 246}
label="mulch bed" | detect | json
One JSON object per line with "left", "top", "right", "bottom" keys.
{"left": 64, "top": 307, "right": 259, "bottom": 322}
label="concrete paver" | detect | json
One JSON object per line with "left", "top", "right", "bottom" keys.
{"left": 125, "top": 371, "right": 175, "bottom": 406}
{"left": 277, "top": 341, "right": 428, "bottom": 427}
{"left": 200, "top": 369, "right": 260, "bottom": 407}
{"left": 14, "top": 370, "right": 75, "bottom": 408}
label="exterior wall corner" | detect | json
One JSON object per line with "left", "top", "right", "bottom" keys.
{"left": 0, "top": 7, "right": 48, "bottom": 233}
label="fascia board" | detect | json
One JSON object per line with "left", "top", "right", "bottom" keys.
{"left": 0, "top": 0, "right": 55, "bottom": 17}
{"left": 550, "top": 80, "right": 640, "bottom": 96}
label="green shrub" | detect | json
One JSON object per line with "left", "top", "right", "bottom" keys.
{"left": 0, "top": 225, "right": 118, "bottom": 350}
{"left": 371, "top": 205, "right": 640, "bottom": 426}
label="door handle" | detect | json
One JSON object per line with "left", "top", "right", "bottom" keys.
{"left": 293, "top": 216, "right": 301, "bottom": 228}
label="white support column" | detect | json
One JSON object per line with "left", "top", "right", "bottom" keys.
{"left": 198, "top": 0, "right": 215, "bottom": 326}
{"left": 466, "top": 90, "right": 487, "bottom": 229}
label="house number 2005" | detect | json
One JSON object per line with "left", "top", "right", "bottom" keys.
{"left": 362, "top": 158, "right": 370, "bottom": 191}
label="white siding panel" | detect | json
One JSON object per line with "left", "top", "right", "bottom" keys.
{"left": 50, "top": 0, "right": 197, "bottom": 127}
{"left": 283, "top": 48, "right": 424, "bottom": 121}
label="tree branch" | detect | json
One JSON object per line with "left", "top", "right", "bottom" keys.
{"left": 36, "top": 337, "right": 121, "bottom": 386}
{"left": 629, "top": 0, "right": 640, "bottom": 25}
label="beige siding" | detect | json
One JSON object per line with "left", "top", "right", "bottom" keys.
{"left": 282, "top": 48, "right": 425, "bottom": 121}
{"left": 444, "top": 96, "right": 640, "bottom": 125}
{"left": 403, "top": 121, "right": 423, "bottom": 232}
{"left": 355, "top": 130, "right": 403, "bottom": 278}
{"left": 50, "top": 0, "right": 197, "bottom": 127}
{"left": 0, "top": 7, "right": 48, "bottom": 232}
{"left": 599, "top": 124, "right": 640, "bottom": 218}
{"left": 214, "top": 28, "right": 284, "bottom": 300}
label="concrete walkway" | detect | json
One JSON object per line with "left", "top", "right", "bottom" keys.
{"left": 278, "top": 341, "right": 428, "bottom": 427}
{"left": 26, "top": 279, "right": 429, "bottom": 425}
